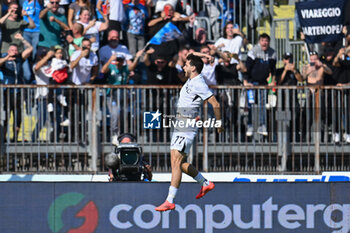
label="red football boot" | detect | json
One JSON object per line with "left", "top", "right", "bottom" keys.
{"left": 155, "top": 200, "right": 176, "bottom": 212}
{"left": 196, "top": 181, "right": 215, "bottom": 199}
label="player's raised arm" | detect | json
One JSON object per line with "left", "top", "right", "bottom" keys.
{"left": 207, "top": 95, "right": 224, "bottom": 133}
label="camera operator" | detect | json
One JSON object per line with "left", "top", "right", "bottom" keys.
{"left": 275, "top": 52, "right": 303, "bottom": 85}
{"left": 275, "top": 52, "right": 303, "bottom": 140}
{"left": 106, "top": 133, "right": 152, "bottom": 182}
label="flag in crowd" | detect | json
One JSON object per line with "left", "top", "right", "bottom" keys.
{"left": 296, "top": 0, "right": 345, "bottom": 43}
{"left": 148, "top": 22, "right": 183, "bottom": 45}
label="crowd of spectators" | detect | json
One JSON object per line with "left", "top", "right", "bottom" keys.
{"left": 0, "top": 0, "right": 349, "bottom": 144}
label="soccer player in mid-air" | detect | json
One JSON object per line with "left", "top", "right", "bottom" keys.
{"left": 155, "top": 53, "right": 223, "bottom": 212}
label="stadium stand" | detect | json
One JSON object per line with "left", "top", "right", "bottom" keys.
{"left": 0, "top": 0, "right": 349, "bottom": 175}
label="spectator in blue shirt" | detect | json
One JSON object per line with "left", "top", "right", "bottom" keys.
{"left": 22, "top": 0, "right": 43, "bottom": 83}
{"left": 22, "top": 0, "right": 42, "bottom": 59}
{"left": 0, "top": 33, "right": 33, "bottom": 142}
{"left": 125, "top": 0, "right": 148, "bottom": 56}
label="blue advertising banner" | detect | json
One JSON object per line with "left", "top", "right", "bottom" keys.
{"left": 1, "top": 172, "right": 350, "bottom": 182}
{"left": 296, "top": 0, "right": 345, "bottom": 43}
{"left": 0, "top": 182, "right": 350, "bottom": 233}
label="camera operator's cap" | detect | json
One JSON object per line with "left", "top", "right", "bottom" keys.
{"left": 283, "top": 52, "right": 293, "bottom": 59}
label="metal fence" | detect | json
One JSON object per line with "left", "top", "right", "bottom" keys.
{"left": 186, "top": 0, "right": 258, "bottom": 42}
{"left": 186, "top": 0, "right": 294, "bottom": 44}
{"left": 1, "top": 85, "right": 350, "bottom": 174}
{"left": 187, "top": 1, "right": 306, "bottom": 68}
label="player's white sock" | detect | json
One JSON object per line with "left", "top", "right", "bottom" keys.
{"left": 194, "top": 173, "right": 209, "bottom": 186}
{"left": 166, "top": 186, "right": 178, "bottom": 203}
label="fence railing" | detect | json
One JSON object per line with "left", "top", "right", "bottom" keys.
{"left": 1, "top": 85, "right": 350, "bottom": 173}
{"left": 186, "top": 0, "right": 260, "bottom": 43}
{"left": 186, "top": 1, "right": 305, "bottom": 70}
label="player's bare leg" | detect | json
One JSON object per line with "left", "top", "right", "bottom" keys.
{"left": 155, "top": 149, "right": 184, "bottom": 211}
{"left": 170, "top": 149, "right": 185, "bottom": 188}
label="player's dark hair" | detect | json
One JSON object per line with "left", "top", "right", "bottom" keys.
{"left": 187, "top": 54, "right": 204, "bottom": 74}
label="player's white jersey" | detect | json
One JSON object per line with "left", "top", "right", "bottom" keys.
{"left": 176, "top": 74, "right": 213, "bottom": 118}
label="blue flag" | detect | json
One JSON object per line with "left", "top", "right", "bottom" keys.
{"left": 296, "top": 0, "right": 345, "bottom": 43}
{"left": 149, "top": 22, "right": 182, "bottom": 45}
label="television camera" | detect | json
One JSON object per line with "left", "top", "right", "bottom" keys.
{"left": 105, "top": 133, "right": 152, "bottom": 181}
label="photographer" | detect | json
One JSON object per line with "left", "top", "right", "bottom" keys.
{"left": 302, "top": 51, "right": 332, "bottom": 87}
{"left": 275, "top": 52, "right": 303, "bottom": 140}
{"left": 106, "top": 133, "right": 153, "bottom": 182}
{"left": 69, "top": 38, "right": 98, "bottom": 142}
{"left": 70, "top": 38, "right": 98, "bottom": 85}
{"left": 275, "top": 52, "right": 303, "bottom": 85}
{"left": 0, "top": 33, "right": 33, "bottom": 142}
{"left": 0, "top": 2, "right": 35, "bottom": 54}
{"left": 0, "top": 2, "right": 35, "bottom": 83}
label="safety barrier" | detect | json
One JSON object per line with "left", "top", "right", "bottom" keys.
{"left": 1, "top": 85, "right": 350, "bottom": 173}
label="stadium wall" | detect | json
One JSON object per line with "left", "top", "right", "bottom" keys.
{"left": 0, "top": 182, "right": 349, "bottom": 233}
